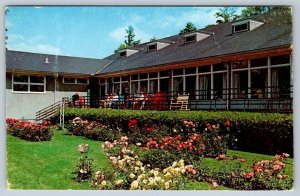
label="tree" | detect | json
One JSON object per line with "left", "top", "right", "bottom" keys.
{"left": 214, "top": 7, "right": 239, "bottom": 24}
{"left": 114, "top": 26, "right": 141, "bottom": 53}
{"left": 179, "top": 22, "right": 197, "bottom": 34}
{"left": 124, "top": 26, "right": 141, "bottom": 47}
{"left": 240, "top": 6, "right": 272, "bottom": 19}
{"left": 150, "top": 37, "right": 157, "bottom": 42}
{"left": 114, "top": 43, "right": 127, "bottom": 53}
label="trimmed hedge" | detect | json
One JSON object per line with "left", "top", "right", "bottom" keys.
{"left": 55, "top": 108, "right": 293, "bottom": 156}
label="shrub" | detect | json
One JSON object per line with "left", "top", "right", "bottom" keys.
{"left": 6, "top": 118, "right": 53, "bottom": 142}
{"left": 73, "top": 143, "right": 93, "bottom": 182}
{"left": 58, "top": 108, "right": 293, "bottom": 155}
{"left": 138, "top": 148, "right": 179, "bottom": 169}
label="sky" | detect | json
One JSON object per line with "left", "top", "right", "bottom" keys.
{"left": 6, "top": 6, "right": 245, "bottom": 59}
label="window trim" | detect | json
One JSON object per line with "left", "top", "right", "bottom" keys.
{"left": 63, "top": 77, "right": 89, "bottom": 84}
{"left": 12, "top": 75, "right": 46, "bottom": 93}
{"left": 147, "top": 43, "right": 157, "bottom": 52}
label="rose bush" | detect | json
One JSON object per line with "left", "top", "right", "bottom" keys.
{"left": 6, "top": 118, "right": 53, "bottom": 142}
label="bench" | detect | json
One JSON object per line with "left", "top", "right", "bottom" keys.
{"left": 170, "top": 95, "right": 190, "bottom": 110}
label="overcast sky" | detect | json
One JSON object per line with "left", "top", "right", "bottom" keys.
{"left": 6, "top": 6, "right": 245, "bottom": 59}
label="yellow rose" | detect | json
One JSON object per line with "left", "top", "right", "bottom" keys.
{"left": 129, "top": 173, "right": 136, "bottom": 179}
{"left": 101, "top": 180, "right": 107, "bottom": 186}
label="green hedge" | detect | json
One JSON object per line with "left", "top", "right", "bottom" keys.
{"left": 55, "top": 108, "right": 293, "bottom": 155}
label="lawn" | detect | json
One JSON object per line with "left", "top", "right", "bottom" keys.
{"left": 7, "top": 130, "right": 293, "bottom": 190}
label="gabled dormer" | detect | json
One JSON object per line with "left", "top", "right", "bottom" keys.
{"left": 232, "top": 19, "right": 264, "bottom": 34}
{"left": 183, "top": 31, "right": 211, "bottom": 44}
{"left": 118, "top": 48, "right": 139, "bottom": 57}
{"left": 147, "top": 41, "right": 170, "bottom": 52}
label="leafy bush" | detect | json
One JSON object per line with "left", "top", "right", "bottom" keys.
{"left": 6, "top": 118, "right": 53, "bottom": 142}
{"left": 57, "top": 108, "right": 293, "bottom": 155}
{"left": 138, "top": 148, "right": 179, "bottom": 169}
{"left": 73, "top": 143, "right": 93, "bottom": 182}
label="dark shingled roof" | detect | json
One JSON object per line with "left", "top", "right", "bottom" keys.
{"left": 6, "top": 50, "right": 112, "bottom": 75}
{"left": 100, "top": 11, "right": 292, "bottom": 74}
{"left": 6, "top": 11, "right": 292, "bottom": 76}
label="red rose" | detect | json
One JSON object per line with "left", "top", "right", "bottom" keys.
{"left": 224, "top": 121, "right": 231, "bottom": 127}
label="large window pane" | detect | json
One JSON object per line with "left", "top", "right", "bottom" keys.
{"left": 186, "top": 76, "right": 196, "bottom": 99}
{"left": 251, "top": 69, "right": 267, "bottom": 98}
{"left": 149, "top": 80, "right": 158, "bottom": 93}
{"left": 232, "top": 61, "right": 248, "bottom": 69}
{"left": 149, "top": 72, "right": 158, "bottom": 78}
{"left": 13, "top": 84, "right": 28, "bottom": 92}
{"left": 198, "top": 75, "right": 211, "bottom": 99}
{"left": 173, "top": 68, "right": 183, "bottom": 76}
{"left": 160, "top": 78, "right": 169, "bottom": 92}
{"left": 77, "top": 78, "right": 88, "bottom": 84}
{"left": 140, "top": 80, "right": 148, "bottom": 93}
{"left": 140, "top": 73, "right": 148, "bottom": 79}
{"left": 214, "top": 63, "right": 227, "bottom": 71}
{"left": 213, "top": 73, "right": 227, "bottom": 99}
{"left": 271, "top": 66, "right": 291, "bottom": 98}
{"left": 131, "top": 82, "right": 138, "bottom": 94}
{"left": 160, "top": 70, "right": 169, "bottom": 77}
{"left": 173, "top": 77, "right": 184, "bottom": 94}
{"left": 14, "top": 75, "right": 28, "bottom": 83}
{"left": 185, "top": 67, "right": 196, "bottom": 75}
{"left": 198, "top": 65, "right": 210, "bottom": 73}
{"left": 30, "top": 85, "right": 44, "bottom": 92}
{"left": 232, "top": 71, "right": 248, "bottom": 98}
{"left": 251, "top": 58, "right": 268, "bottom": 67}
{"left": 30, "top": 76, "right": 44, "bottom": 83}
{"left": 64, "top": 78, "right": 76, "bottom": 83}
{"left": 113, "top": 83, "right": 120, "bottom": 94}
{"left": 271, "top": 55, "right": 290, "bottom": 65}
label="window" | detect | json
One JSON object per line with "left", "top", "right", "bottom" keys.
{"left": 251, "top": 58, "right": 268, "bottom": 67}
{"left": 185, "top": 67, "right": 196, "bottom": 75}
{"left": 185, "top": 35, "right": 196, "bottom": 43}
{"left": 234, "top": 22, "right": 249, "bottom": 33}
{"left": 149, "top": 72, "right": 158, "bottom": 78}
{"left": 120, "top": 51, "right": 126, "bottom": 57}
{"left": 63, "top": 77, "right": 88, "bottom": 84}
{"left": 198, "top": 65, "right": 210, "bottom": 73}
{"left": 12, "top": 75, "right": 45, "bottom": 93}
{"left": 121, "top": 76, "right": 128, "bottom": 81}
{"left": 159, "top": 70, "right": 169, "bottom": 77}
{"left": 173, "top": 68, "right": 183, "bottom": 76}
{"left": 213, "top": 63, "right": 227, "bottom": 71}
{"left": 271, "top": 55, "right": 290, "bottom": 65}
{"left": 148, "top": 44, "right": 157, "bottom": 51}
{"left": 131, "top": 74, "right": 138, "bottom": 80}
{"left": 77, "top": 78, "right": 88, "bottom": 84}
{"left": 140, "top": 73, "right": 148, "bottom": 80}
{"left": 113, "top": 77, "right": 120, "bottom": 82}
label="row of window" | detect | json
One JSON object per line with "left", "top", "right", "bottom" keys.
{"left": 12, "top": 76, "right": 89, "bottom": 93}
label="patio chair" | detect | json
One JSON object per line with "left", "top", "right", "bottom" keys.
{"left": 170, "top": 94, "right": 190, "bottom": 110}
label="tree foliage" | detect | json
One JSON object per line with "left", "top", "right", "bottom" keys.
{"left": 179, "top": 22, "right": 197, "bottom": 35}
{"left": 124, "top": 26, "right": 141, "bottom": 47}
{"left": 214, "top": 7, "right": 239, "bottom": 24}
{"left": 114, "top": 26, "right": 141, "bottom": 53}
{"left": 150, "top": 37, "right": 157, "bottom": 42}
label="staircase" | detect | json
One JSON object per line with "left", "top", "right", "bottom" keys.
{"left": 36, "top": 97, "right": 70, "bottom": 121}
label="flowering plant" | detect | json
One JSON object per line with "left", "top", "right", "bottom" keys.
{"left": 6, "top": 118, "right": 53, "bottom": 141}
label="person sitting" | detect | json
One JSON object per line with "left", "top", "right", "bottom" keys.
{"left": 111, "top": 93, "right": 119, "bottom": 109}
{"left": 106, "top": 94, "right": 113, "bottom": 108}
{"left": 72, "top": 93, "right": 80, "bottom": 107}
{"left": 79, "top": 96, "right": 85, "bottom": 108}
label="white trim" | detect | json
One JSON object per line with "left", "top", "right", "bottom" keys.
{"left": 12, "top": 74, "right": 46, "bottom": 93}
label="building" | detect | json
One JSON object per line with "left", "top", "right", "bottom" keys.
{"left": 6, "top": 11, "right": 293, "bottom": 119}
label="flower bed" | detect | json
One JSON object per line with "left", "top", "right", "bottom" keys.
{"left": 58, "top": 108, "right": 293, "bottom": 155}
{"left": 6, "top": 118, "right": 53, "bottom": 142}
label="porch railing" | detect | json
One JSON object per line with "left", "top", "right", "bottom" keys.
{"left": 69, "top": 86, "right": 293, "bottom": 112}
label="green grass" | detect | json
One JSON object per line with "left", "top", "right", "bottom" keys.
{"left": 7, "top": 130, "right": 111, "bottom": 189}
{"left": 7, "top": 130, "right": 293, "bottom": 190}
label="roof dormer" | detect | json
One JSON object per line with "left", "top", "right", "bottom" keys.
{"left": 118, "top": 48, "right": 139, "bottom": 57}
{"left": 147, "top": 41, "right": 170, "bottom": 52}
{"left": 232, "top": 19, "right": 264, "bottom": 34}
{"left": 183, "top": 32, "right": 211, "bottom": 44}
